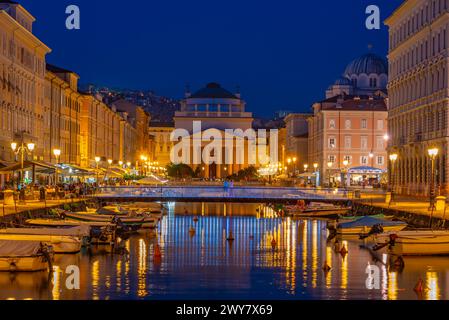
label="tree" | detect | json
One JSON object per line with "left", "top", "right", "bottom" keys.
{"left": 227, "top": 166, "right": 259, "bottom": 181}
{"left": 166, "top": 163, "right": 195, "bottom": 179}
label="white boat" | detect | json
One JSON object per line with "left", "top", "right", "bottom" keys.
{"left": 25, "top": 219, "right": 116, "bottom": 245}
{"left": 0, "top": 240, "right": 53, "bottom": 272}
{"left": 64, "top": 212, "right": 157, "bottom": 229}
{"left": 0, "top": 226, "right": 91, "bottom": 247}
{"left": 286, "top": 202, "right": 350, "bottom": 218}
{"left": 372, "top": 230, "right": 449, "bottom": 256}
{"left": 0, "top": 234, "right": 81, "bottom": 254}
{"left": 337, "top": 216, "right": 407, "bottom": 235}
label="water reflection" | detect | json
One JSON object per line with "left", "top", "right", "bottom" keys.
{"left": 1, "top": 202, "right": 449, "bottom": 300}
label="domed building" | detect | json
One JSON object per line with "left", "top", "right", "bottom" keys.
{"left": 326, "top": 53, "right": 388, "bottom": 98}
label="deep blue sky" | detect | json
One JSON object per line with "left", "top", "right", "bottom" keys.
{"left": 21, "top": 0, "right": 403, "bottom": 117}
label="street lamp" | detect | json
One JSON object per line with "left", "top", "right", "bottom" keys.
{"left": 53, "top": 149, "right": 61, "bottom": 185}
{"left": 304, "top": 164, "right": 308, "bottom": 172}
{"left": 293, "top": 157, "right": 297, "bottom": 176}
{"left": 428, "top": 148, "right": 439, "bottom": 211}
{"left": 327, "top": 162, "right": 333, "bottom": 187}
{"left": 95, "top": 157, "right": 101, "bottom": 183}
{"left": 343, "top": 160, "right": 349, "bottom": 189}
{"left": 11, "top": 139, "right": 35, "bottom": 188}
{"left": 389, "top": 153, "right": 398, "bottom": 204}
{"left": 313, "top": 163, "right": 319, "bottom": 187}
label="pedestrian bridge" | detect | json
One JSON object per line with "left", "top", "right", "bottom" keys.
{"left": 92, "top": 186, "right": 350, "bottom": 203}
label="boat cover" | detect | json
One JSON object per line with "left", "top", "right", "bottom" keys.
{"left": 0, "top": 240, "right": 42, "bottom": 257}
{"left": 0, "top": 226, "right": 90, "bottom": 237}
{"left": 338, "top": 216, "right": 406, "bottom": 229}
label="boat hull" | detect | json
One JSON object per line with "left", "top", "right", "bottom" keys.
{"left": 375, "top": 231, "right": 449, "bottom": 256}
{"left": 0, "top": 235, "right": 81, "bottom": 254}
{"left": 338, "top": 224, "right": 407, "bottom": 235}
{"left": 0, "top": 255, "right": 49, "bottom": 272}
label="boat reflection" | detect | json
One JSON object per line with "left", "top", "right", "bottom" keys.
{"left": 1, "top": 202, "right": 449, "bottom": 300}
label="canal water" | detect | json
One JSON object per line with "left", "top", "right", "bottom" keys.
{"left": 1, "top": 202, "right": 449, "bottom": 300}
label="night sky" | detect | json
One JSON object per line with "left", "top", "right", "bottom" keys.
{"left": 21, "top": 0, "right": 403, "bottom": 117}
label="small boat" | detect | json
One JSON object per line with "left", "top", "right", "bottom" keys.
{"left": 0, "top": 234, "right": 81, "bottom": 254}
{"left": 327, "top": 214, "right": 393, "bottom": 230}
{"left": 286, "top": 202, "right": 350, "bottom": 218}
{"left": 63, "top": 212, "right": 157, "bottom": 229}
{"left": 337, "top": 216, "right": 407, "bottom": 235}
{"left": 0, "top": 227, "right": 91, "bottom": 247}
{"left": 372, "top": 230, "right": 449, "bottom": 256}
{"left": 0, "top": 240, "right": 53, "bottom": 272}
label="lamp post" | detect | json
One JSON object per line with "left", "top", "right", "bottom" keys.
{"left": 95, "top": 157, "right": 101, "bottom": 183}
{"left": 313, "top": 162, "right": 318, "bottom": 187}
{"left": 53, "top": 149, "right": 61, "bottom": 186}
{"left": 343, "top": 160, "right": 349, "bottom": 190}
{"left": 287, "top": 158, "right": 292, "bottom": 177}
{"left": 293, "top": 157, "right": 297, "bottom": 177}
{"left": 11, "top": 140, "right": 35, "bottom": 187}
{"left": 327, "top": 162, "right": 333, "bottom": 187}
{"left": 304, "top": 164, "right": 308, "bottom": 172}
{"left": 389, "top": 153, "right": 398, "bottom": 205}
{"left": 428, "top": 148, "right": 439, "bottom": 211}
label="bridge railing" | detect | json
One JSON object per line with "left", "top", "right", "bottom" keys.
{"left": 94, "top": 186, "right": 350, "bottom": 200}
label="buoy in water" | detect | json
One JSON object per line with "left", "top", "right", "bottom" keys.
{"left": 271, "top": 238, "right": 277, "bottom": 248}
{"left": 227, "top": 231, "right": 235, "bottom": 241}
{"left": 340, "top": 245, "right": 348, "bottom": 256}
{"left": 249, "top": 234, "right": 254, "bottom": 240}
{"left": 193, "top": 216, "right": 199, "bottom": 222}
{"left": 414, "top": 278, "right": 425, "bottom": 293}
{"left": 154, "top": 244, "right": 162, "bottom": 259}
{"left": 322, "top": 261, "right": 331, "bottom": 272}
{"left": 189, "top": 227, "right": 195, "bottom": 235}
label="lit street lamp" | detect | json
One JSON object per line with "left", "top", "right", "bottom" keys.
{"left": 389, "top": 153, "right": 398, "bottom": 205}
{"left": 342, "top": 160, "right": 349, "bottom": 190}
{"left": 313, "top": 163, "right": 318, "bottom": 187}
{"left": 11, "top": 139, "right": 35, "bottom": 188}
{"left": 304, "top": 164, "right": 308, "bottom": 172}
{"left": 428, "top": 148, "right": 439, "bottom": 211}
{"left": 327, "top": 162, "right": 333, "bottom": 187}
{"left": 53, "top": 149, "right": 61, "bottom": 185}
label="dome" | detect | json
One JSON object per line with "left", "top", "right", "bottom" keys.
{"left": 189, "top": 82, "right": 238, "bottom": 99}
{"left": 334, "top": 77, "right": 352, "bottom": 86}
{"left": 344, "top": 53, "right": 388, "bottom": 76}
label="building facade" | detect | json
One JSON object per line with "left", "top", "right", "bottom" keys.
{"left": 111, "top": 99, "right": 151, "bottom": 160}
{"left": 148, "top": 123, "right": 175, "bottom": 167}
{"left": 284, "top": 113, "right": 311, "bottom": 174}
{"left": 386, "top": 0, "right": 449, "bottom": 196}
{"left": 174, "top": 82, "right": 258, "bottom": 179}
{"left": 44, "top": 65, "right": 81, "bottom": 165}
{"left": 308, "top": 94, "right": 389, "bottom": 186}
{"left": 80, "top": 94, "right": 137, "bottom": 168}
{"left": 0, "top": 2, "right": 50, "bottom": 162}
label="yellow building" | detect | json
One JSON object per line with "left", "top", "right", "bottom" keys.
{"left": 44, "top": 65, "right": 82, "bottom": 165}
{"left": 80, "top": 94, "right": 137, "bottom": 168}
{"left": 148, "top": 123, "right": 175, "bottom": 167}
{"left": 0, "top": 2, "right": 51, "bottom": 162}
{"left": 386, "top": 0, "right": 449, "bottom": 196}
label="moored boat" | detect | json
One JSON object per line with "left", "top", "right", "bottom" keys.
{"left": 63, "top": 211, "right": 157, "bottom": 229}
{"left": 0, "top": 234, "right": 81, "bottom": 254}
{"left": 0, "top": 227, "right": 91, "bottom": 247}
{"left": 337, "top": 216, "right": 407, "bottom": 235}
{"left": 0, "top": 240, "right": 53, "bottom": 272}
{"left": 372, "top": 230, "right": 449, "bottom": 256}
{"left": 286, "top": 202, "right": 351, "bottom": 218}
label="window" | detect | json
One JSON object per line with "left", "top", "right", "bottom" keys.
{"left": 345, "top": 119, "right": 351, "bottom": 129}
{"left": 329, "top": 119, "right": 336, "bottom": 129}
{"left": 376, "top": 136, "right": 384, "bottom": 150}
{"left": 345, "top": 136, "right": 352, "bottom": 149}
{"left": 343, "top": 155, "right": 352, "bottom": 164}
{"left": 369, "top": 78, "right": 378, "bottom": 88}
{"left": 377, "top": 156, "right": 384, "bottom": 166}
{"left": 361, "top": 156, "right": 369, "bottom": 165}
{"left": 328, "top": 155, "right": 336, "bottom": 163}
{"left": 377, "top": 119, "right": 384, "bottom": 130}
{"left": 361, "top": 119, "right": 368, "bottom": 129}
{"left": 361, "top": 136, "right": 368, "bottom": 150}
{"left": 328, "top": 137, "right": 336, "bottom": 149}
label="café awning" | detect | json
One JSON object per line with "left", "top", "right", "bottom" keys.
{"left": 0, "top": 161, "right": 56, "bottom": 174}
{"left": 348, "top": 166, "right": 385, "bottom": 174}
